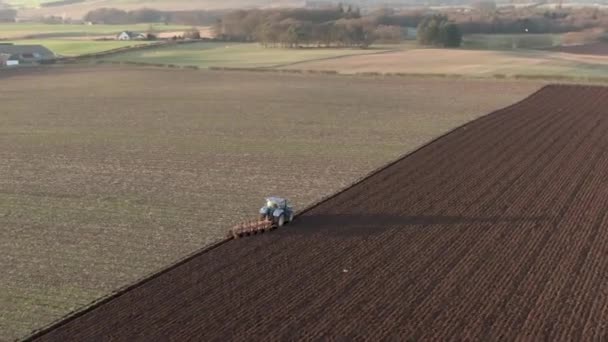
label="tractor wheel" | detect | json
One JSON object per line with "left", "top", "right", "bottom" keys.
{"left": 288, "top": 212, "right": 294, "bottom": 223}
{"left": 277, "top": 215, "right": 285, "bottom": 227}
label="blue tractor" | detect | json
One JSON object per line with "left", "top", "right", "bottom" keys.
{"left": 259, "top": 197, "right": 295, "bottom": 227}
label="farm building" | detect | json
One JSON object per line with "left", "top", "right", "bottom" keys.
{"left": 0, "top": 53, "right": 9, "bottom": 66}
{"left": 0, "top": 44, "right": 54, "bottom": 64}
{"left": 116, "top": 31, "right": 147, "bottom": 41}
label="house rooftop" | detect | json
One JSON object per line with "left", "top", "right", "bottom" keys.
{"left": 119, "top": 31, "right": 144, "bottom": 37}
{"left": 0, "top": 45, "right": 55, "bottom": 58}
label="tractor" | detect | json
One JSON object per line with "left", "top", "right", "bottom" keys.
{"left": 229, "top": 197, "right": 295, "bottom": 238}
{"left": 259, "top": 197, "right": 295, "bottom": 227}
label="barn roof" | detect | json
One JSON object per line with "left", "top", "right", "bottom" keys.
{"left": 0, "top": 45, "right": 55, "bottom": 59}
{"left": 118, "top": 31, "right": 145, "bottom": 38}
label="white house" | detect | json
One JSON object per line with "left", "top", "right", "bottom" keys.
{"left": 116, "top": 31, "right": 147, "bottom": 41}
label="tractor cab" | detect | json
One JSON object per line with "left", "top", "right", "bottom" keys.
{"left": 230, "top": 196, "right": 296, "bottom": 238}
{"left": 266, "top": 197, "right": 287, "bottom": 209}
{"left": 260, "top": 197, "right": 294, "bottom": 227}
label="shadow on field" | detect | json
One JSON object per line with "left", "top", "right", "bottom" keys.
{"left": 289, "top": 214, "right": 547, "bottom": 237}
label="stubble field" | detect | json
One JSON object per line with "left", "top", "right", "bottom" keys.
{"left": 282, "top": 48, "right": 608, "bottom": 80}
{"left": 0, "top": 65, "right": 539, "bottom": 340}
{"left": 32, "top": 84, "right": 608, "bottom": 341}
{"left": 98, "top": 42, "right": 396, "bottom": 69}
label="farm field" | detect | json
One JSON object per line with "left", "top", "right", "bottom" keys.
{"left": 30, "top": 84, "right": 608, "bottom": 340}
{"left": 282, "top": 48, "right": 608, "bottom": 80}
{"left": 98, "top": 41, "right": 608, "bottom": 80}
{"left": 98, "top": 42, "right": 398, "bottom": 68}
{"left": 462, "top": 33, "right": 562, "bottom": 50}
{"left": 0, "top": 23, "right": 190, "bottom": 39}
{"left": 6, "top": 39, "right": 154, "bottom": 56}
{"left": 0, "top": 66, "right": 540, "bottom": 341}
{"left": 547, "top": 41, "right": 608, "bottom": 56}
{"left": 13, "top": 0, "right": 297, "bottom": 19}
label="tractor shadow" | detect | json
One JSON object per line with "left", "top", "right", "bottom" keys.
{"left": 288, "top": 214, "right": 548, "bottom": 237}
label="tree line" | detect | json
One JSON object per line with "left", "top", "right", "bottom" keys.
{"left": 417, "top": 14, "right": 462, "bottom": 47}
{"left": 83, "top": 8, "right": 224, "bottom": 26}
{"left": 212, "top": 7, "right": 467, "bottom": 48}
{"left": 214, "top": 6, "right": 365, "bottom": 47}
{"left": 450, "top": 6, "right": 608, "bottom": 34}
{"left": 73, "top": 3, "right": 608, "bottom": 50}
{"left": 80, "top": 4, "right": 608, "bottom": 38}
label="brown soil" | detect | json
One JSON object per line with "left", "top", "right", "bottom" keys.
{"left": 548, "top": 42, "right": 608, "bottom": 56}
{"left": 31, "top": 84, "right": 608, "bottom": 340}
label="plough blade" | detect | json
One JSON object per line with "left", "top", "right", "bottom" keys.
{"left": 229, "top": 219, "right": 275, "bottom": 239}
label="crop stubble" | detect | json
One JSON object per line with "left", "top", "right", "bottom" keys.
{"left": 30, "top": 85, "right": 608, "bottom": 340}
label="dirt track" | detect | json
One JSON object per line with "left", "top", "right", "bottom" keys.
{"left": 33, "top": 84, "right": 608, "bottom": 340}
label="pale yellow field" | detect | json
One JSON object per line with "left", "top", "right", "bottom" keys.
{"left": 282, "top": 48, "right": 608, "bottom": 79}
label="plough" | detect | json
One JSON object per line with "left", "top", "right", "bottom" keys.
{"left": 229, "top": 197, "right": 295, "bottom": 239}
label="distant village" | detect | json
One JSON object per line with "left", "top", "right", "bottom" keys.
{"left": 0, "top": 27, "right": 204, "bottom": 67}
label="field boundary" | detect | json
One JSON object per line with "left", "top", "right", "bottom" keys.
{"left": 50, "top": 39, "right": 213, "bottom": 63}
{"left": 23, "top": 83, "right": 549, "bottom": 341}
{"left": 81, "top": 61, "right": 608, "bottom": 84}
{"left": 262, "top": 47, "right": 403, "bottom": 69}
{"left": 293, "top": 84, "right": 551, "bottom": 218}
{"left": 215, "top": 67, "right": 608, "bottom": 84}
{"left": 23, "top": 236, "right": 233, "bottom": 341}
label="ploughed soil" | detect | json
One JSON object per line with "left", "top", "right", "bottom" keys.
{"left": 32, "top": 84, "right": 608, "bottom": 340}
{"left": 547, "top": 42, "right": 608, "bottom": 55}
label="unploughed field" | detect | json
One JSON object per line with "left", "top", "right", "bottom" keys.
{"left": 31, "top": 84, "right": 608, "bottom": 341}
{"left": 282, "top": 48, "right": 608, "bottom": 79}
{"left": 97, "top": 42, "right": 398, "bottom": 69}
{"left": 0, "top": 23, "right": 190, "bottom": 39}
{"left": 0, "top": 66, "right": 539, "bottom": 341}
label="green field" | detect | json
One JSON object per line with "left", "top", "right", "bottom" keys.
{"left": 7, "top": 39, "right": 155, "bottom": 56}
{"left": 99, "top": 42, "right": 397, "bottom": 68}
{"left": 0, "top": 23, "right": 190, "bottom": 39}
{"left": 462, "top": 33, "right": 563, "bottom": 50}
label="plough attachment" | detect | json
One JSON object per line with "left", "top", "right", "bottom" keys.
{"left": 229, "top": 218, "right": 276, "bottom": 239}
